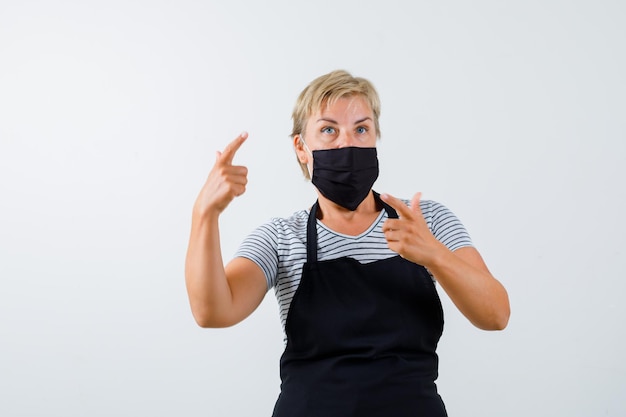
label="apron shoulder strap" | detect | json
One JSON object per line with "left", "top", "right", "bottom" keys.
{"left": 373, "top": 191, "right": 398, "bottom": 219}
{"left": 306, "top": 201, "right": 320, "bottom": 264}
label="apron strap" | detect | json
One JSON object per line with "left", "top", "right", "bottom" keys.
{"left": 306, "top": 191, "right": 398, "bottom": 264}
{"left": 373, "top": 191, "right": 398, "bottom": 219}
{"left": 306, "top": 201, "right": 320, "bottom": 264}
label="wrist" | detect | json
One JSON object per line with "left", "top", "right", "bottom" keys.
{"left": 192, "top": 202, "right": 221, "bottom": 225}
{"left": 425, "top": 241, "right": 453, "bottom": 270}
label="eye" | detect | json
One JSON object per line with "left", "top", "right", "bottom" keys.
{"left": 321, "top": 126, "right": 336, "bottom": 135}
{"left": 356, "top": 126, "right": 368, "bottom": 134}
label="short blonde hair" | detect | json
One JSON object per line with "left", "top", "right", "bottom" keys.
{"left": 291, "top": 70, "right": 381, "bottom": 178}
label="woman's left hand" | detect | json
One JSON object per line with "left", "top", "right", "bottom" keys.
{"left": 380, "top": 192, "right": 447, "bottom": 268}
{"left": 381, "top": 192, "right": 510, "bottom": 330}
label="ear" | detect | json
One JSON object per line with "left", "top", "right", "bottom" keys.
{"left": 293, "top": 135, "right": 309, "bottom": 164}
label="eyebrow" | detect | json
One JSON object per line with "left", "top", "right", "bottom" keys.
{"left": 316, "top": 117, "right": 373, "bottom": 124}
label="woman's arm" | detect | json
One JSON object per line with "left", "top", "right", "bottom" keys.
{"left": 185, "top": 132, "right": 268, "bottom": 328}
{"left": 425, "top": 246, "right": 509, "bottom": 330}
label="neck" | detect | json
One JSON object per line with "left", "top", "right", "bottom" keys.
{"left": 315, "top": 191, "right": 381, "bottom": 235}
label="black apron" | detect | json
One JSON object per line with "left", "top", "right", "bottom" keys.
{"left": 272, "top": 193, "right": 447, "bottom": 417}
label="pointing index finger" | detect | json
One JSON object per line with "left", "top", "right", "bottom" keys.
{"left": 220, "top": 131, "right": 248, "bottom": 165}
{"left": 380, "top": 193, "right": 413, "bottom": 219}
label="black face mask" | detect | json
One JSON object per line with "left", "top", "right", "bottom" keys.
{"left": 311, "top": 147, "right": 379, "bottom": 211}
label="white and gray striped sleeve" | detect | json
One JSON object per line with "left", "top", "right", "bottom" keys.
{"left": 421, "top": 200, "right": 473, "bottom": 251}
{"left": 234, "top": 221, "right": 280, "bottom": 290}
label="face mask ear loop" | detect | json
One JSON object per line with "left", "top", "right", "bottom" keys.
{"left": 299, "top": 136, "right": 314, "bottom": 178}
{"left": 300, "top": 136, "right": 313, "bottom": 157}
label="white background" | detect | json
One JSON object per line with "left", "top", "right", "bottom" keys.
{"left": 1, "top": 1, "right": 625, "bottom": 416}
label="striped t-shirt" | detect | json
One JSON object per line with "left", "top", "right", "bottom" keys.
{"left": 235, "top": 199, "right": 472, "bottom": 340}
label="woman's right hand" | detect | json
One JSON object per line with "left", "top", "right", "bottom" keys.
{"left": 186, "top": 131, "right": 267, "bottom": 328}
{"left": 193, "top": 132, "right": 249, "bottom": 217}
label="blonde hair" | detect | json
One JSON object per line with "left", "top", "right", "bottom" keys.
{"left": 291, "top": 70, "right": 381, "bottom": 178}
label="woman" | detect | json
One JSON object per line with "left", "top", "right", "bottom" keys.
{"left": 185, "top": 70, "right": 510, "bottom": 416}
